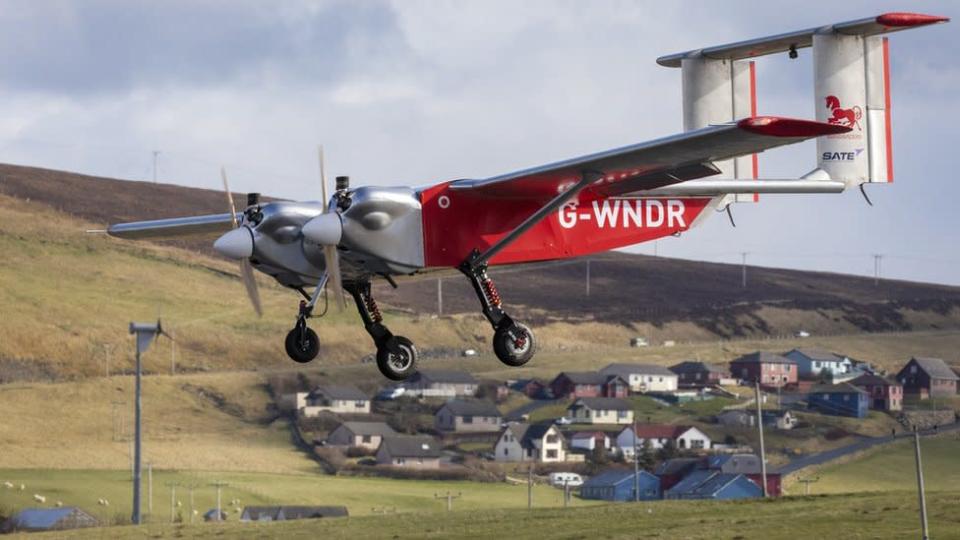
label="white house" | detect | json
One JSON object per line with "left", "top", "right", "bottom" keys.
{"left": 568, "top": 431, "right": 612, "bottom": 452}
{"left": 616, "top": 425, "right": 712, "bottom": 456}
{"left": 784, "top": 349, "right": 853, "bottom": 380}
{"left": 600, "top": 363, "right": 679, "bottom": 393}
{"left": 566, "top": 398, "right": 634, "bottom": 425}
{"left": 301, "top": 385, "right": 371, "bottom": 416}
{"left": 494, "top": 423, "right": 566, "bottom": 463}
{"left": 325, "top": 421, "right": 397, "bottom": 450}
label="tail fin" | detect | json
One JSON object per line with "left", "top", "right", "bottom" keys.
{"left": 660, "top": 12, "right": 949, "bottom": 189}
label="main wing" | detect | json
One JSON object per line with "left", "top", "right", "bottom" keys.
{"left": 108, "top": 213, "right": 237, "bottom": 239}
{"left": 449, "top": 116, "right": 849, "bottom": 201}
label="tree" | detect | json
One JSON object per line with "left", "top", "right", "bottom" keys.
{"left": 637, "top": 439, "right": 656, "bottom": 471}
{"left": 656, "top": 439, "right": 678, "bottom": 461}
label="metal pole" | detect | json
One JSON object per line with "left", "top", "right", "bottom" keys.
{"left": 170, "top": 484, "right": 176, "bottom": 523}
{"left": 741, "top": 252, "right": 748, "bottom": 289}
{"left": 189, "top": 486, "right": 195, "bottom": 524}
{"left": 132, "top": 342, "right": 142, "bottom": 524}
{"left": 527, "top": 464, "right": 533, "bottom": 509}
{"left": 563, "top": 480, "right": 569, "bottom": 508}
{"left": 209, "top": 481, "right": 228, "bottom": 522}
{"left": 437, "top": 279, "right": 443, "bottom": 316}
{"left": 147, "top": 462, "right": 153, "bottom": 515}
{"left": 913, "top": 428, "right": 929, "bottom": 540}
{"left": 170, "top": 333, "right": 175, "bottom": 376}
{"left": 585, "top": 259, "right": 591, "bottom": 297}
{"left": 754, "top": 380, "right": 768, "bottom": 497}
{"left": 633, "top": 419, "right": 639, "bottom": 502}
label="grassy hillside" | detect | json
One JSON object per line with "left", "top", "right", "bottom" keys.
{"left": 10, "top": 491, "right": 960, "bottom": 539}
{"left": 796, "top": 434, "right": 960, "bottom": 494}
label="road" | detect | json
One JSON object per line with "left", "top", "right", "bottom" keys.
{"left": 776, "top": 421, "right": 960, "bottom": 475}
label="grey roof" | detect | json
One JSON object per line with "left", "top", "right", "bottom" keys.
{"left": 849, "top": 373, "right": 899, "bottom": 387}
{"left": 439, "top": 399, "right": 501, "bottom": 417}
{"left": 378, "top": 436, "right": 443, "bottom": 458}
{"left": 310, "top": 384, "right": 368, "bottom": 401}
{"left": 601, "top": 363, "right": 676, "bottom": 377}
{"left": 654, "top": 457, "right": 701, "bottom": 475}
{"left": 731, "top": 352, "right": 796, "bottom": 365}
{"left": 811, "top": 382, "right": 868, "bottom": 395}
{"left": 337, "top": 421, "right": 397, "bottom": 437}
{"left": 242, "top": 506, "right": 347, "bottom": 520}
{"left": 582, "top": 468, "right": 658, "bottom": 488}
{"left": 785, "top": 348, "right": 845, "bottom": 362}
{"left": 554, "top": 371, "right": 609, "bottom": 385}
{"left": 670, "top": 361, "right": 729, "bottom": 375}
{"left": 414, "top": 369, "right": 478, "bottom": 385}
{"left": 506, "top": 422, "right": 561, "bottom": 448}
{"left": 707, "top": 454, "right": 763, "bottom": 475}
{"left": 907, "top": 357, "right": 960, "bottom": 381}
{"left": 6, "top": 508, "right": 96, "bottom": 530}
{"left": 570, "top": 397, "right": 633, "bottom": 411}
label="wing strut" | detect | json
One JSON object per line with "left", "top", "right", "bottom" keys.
{"left": 464, "top": 169, "right": 604, "bottom": 269}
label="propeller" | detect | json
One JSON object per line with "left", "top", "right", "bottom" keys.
{"left": 214, "top": 166, "right": 263, "bottom": 317}
{"left": 311, "top": 145, "right": 347, "bottom": 310}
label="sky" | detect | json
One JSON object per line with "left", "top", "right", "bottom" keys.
{"left": 1, "top": 1, "right": 957, "bottom": 284}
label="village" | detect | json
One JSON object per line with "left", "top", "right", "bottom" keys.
{"left": 274, "top": 350, "right": 959, "bottom": 503}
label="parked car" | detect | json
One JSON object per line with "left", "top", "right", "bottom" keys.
{"left": 555, "top": 417, "right": 572, "bottom": 425}
{"left": 376, "top": 387, "right": 406, "bottom": 400}
{"left": 549, "top": 472, "right": 583, "bottom": 488}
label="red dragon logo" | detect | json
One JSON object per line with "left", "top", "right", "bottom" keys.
{"left": 825, "top": 95, "right": 862, "bottom": 130}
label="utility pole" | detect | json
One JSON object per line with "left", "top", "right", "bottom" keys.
{"left": 187, "top": 483, "right": 199, "bottom": 524}
{"left": 102, "top": 343, "right": 114, "bottom": 378}
{"left": 210, "top": 481, "right": 229, "bottom": 522}
{"left": 585, "top": 259, "right": 591, "bottom": 297}
{"left": 633, "top": 419, "right": 639, "bottom": 502}
{"left": 165, "top": 482, "right": 180, "bottom": 523}
{"left": 872, "top": 254, "right": 884, "bottom": 286}
{"left": 741, "top": 252, "right": 749, "bottom": 289}
{"left": 437, "top": 279, "right": 443, "bottom": 316}
{"left": 797, "top": 476, "right": 820, "bottom": 496}
{"left": 754, "top": 379, "right": 768, "bottom": 497}
{"left": 169, "top": 330, "right": 176, "bottom": 376}
{"left": 527, "top": 465, "right": 533, "bottom": 509}
{"left": 563, "top": 480, "right": 570, "bottom": 508}
{"left": 152, "top": 151, "right": 160, "bottom": 183}
{"left": 913, "top": 427, "right": 929, "bottom": 540}
{"left": 147, "top": 462, "right": 153, "bottom": 515}
{"left": 434, "top": 491, "right": 461, "bottom": 512}
{"left": 129, "top": 321, "right": 168, "bottom": 525}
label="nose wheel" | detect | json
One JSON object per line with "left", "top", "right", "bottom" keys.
{"left": 493, "top": 322, "right": 536, "bottom": 367}
{"left": 376, "top": 336, "right": 418, "bottom": 381}
{"left": 343, "top": 280, "right": 419, "bottom": 380}
{"left": 285, "top": 312, "right": 320, "bottom": 364}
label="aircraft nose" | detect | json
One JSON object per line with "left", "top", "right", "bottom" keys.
{"left": 302, "top": 212, "right": 343, "bottom": 246}
{"left": 213, "top": 227, "right": 254, "bottom": 259}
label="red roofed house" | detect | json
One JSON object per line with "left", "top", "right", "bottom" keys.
{"left": 550, "top": 372, "right": 628, "bottom": 400}
{"left": 849, "top": 373, "right": 903, "bottom": 411}
{"left": 729, "top": 352, "right": 798, "bottom": 388}
{"left": 896, "top": 357, "right": 959, "bottom": 399}
{"left": 616, "top": 425, "right": 712, "bottom": 457}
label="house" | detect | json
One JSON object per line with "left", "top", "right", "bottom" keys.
{"left": 654, "top": 458, "right": 702, "bottom": 491}
{"left": 301, "top": 385, "right": 370, "bottom": 416}
{"left": 715, "top": 409, "right": 796, "bottom": 430}
{"left": 896, "top": 357, "right": 959, "bottom": 399}
{"left": 549, "top": 372, "right": 628, "bottom": 399}
{"left": 849, "top": 373, "right": 903, "bottom": 411}
{"left": 375, "top": 436, "right": 443, "bottom": 468}
{"left": 784, "top": 348, "right": 853, "bottom": 380}
{"left": 729, "top": 352, "right": 798, "bottom": 388}
{"left": 568, "top": 431, "right": 612, "bottom": 452}
{"left": 325, "top": 421, "right": 397, "bottom": 450}
{"left": 617, "top": 425, "right": 712, "bottom": 455}
{"left": 705, "top": 454, "right": 782, "bottom": 497}
{"left": 579, "top": 469, "right": 661, "bottom": 501}
{"left": 494, "top": 423, "right": 566, "bottom": 462}
{"left": 240, "top": 506, "right": 348, "bottom": 522}
{"left": 434, "top": 400, "right": 502, "bottom": 432}
{"left": 600, "top": 363, "right": 679, "bottom": 392}
{"left": 808, "top": 383, "right": 869, "bottom": 418}
{"left": 566, "top": 397, "right": 634, "bottom": 425}
{"left": 406, "top": 369, "right": 479, "bottom": 397}
{"left": 669, "top": 361, "right": 733, "bottom": 388}
{"left": 1, "top": 507, "right": 97, "bottom": 533}
{"left": 519, "top": 378, "right": 547, "bottom": 399}
{"left": 664, "top": 470, "right": 762, "bottom": 500}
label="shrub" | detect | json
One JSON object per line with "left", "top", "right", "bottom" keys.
{"left": 345, "top": 446, "right": 375, "bottom": 458}
{"left": 315, "top": 447, "right": 347, "bottom": 474}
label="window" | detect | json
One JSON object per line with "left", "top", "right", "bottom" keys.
{"left": 362, "top": 435, "right": 372, "bottom": 444}
{"left": 546, "top": 449, "right": 558, "bottom": 459}
{"left": 546, "top": 435, "right": 558, "bottom": 444}
{"left": 397, "top": 458, "right": 405, "bottom": 465}
{"left": 691, "top": 440, "right": 704, "bottom": 449}
{"left": 503, "top": 448, "right": 509, "bottom": 456}
{"left": 911, "top": 365, "right": 917, "bottom": 374}
{"left": 355, "top": 400, "right": 366, "bottom": 408}
{"left": 463, "top": 415, "right": 474, "bottom": 424}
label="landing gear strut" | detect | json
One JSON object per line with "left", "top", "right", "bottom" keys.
{"left": 285, "top": 300, "right": 320, "bottom": 363}
{"left": 459, "top": 249, "right": 537, "bottom": 367}
{"left": 344, "top": 280, "right": 418, "bottom": 380}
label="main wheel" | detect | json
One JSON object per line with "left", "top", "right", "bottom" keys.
{"left": 493, "top": 322, "right": 536, "bottom": 367}
{"left": 285, "top": 326, "right": 320, "bottom": 363}
{"left": 376, "top": 336, "right": 418, "bottom": 381}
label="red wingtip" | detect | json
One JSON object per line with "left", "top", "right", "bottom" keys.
{"left": 876, "top": 12, "right": 950, "bottom": 27}
{"left": 737, "top": 116, "right": 852, "bottom": 138}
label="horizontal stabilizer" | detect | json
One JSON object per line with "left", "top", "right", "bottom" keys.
{"left": 638, "top": 179, "right": 845, "bottom": 197}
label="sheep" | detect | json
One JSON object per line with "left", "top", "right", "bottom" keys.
{"left": 55, "top": 501, "right": 63, "bottom": 507}
{"left": 18, "top": 484, "right": 25, "bottom": 491}
{"left": 2, "top": 481, "right": 12, "bottom": 489}
{"left": 33, "top": 494, "right": 46, "bottom": 503}
{"left": 97, "top": 498, "right": 110, "bottom": 507}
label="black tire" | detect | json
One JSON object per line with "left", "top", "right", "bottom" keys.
{"left": 376, "top": 336, "right": 418, "bottom": 381}
{"left": 285, "top": 326, "right": 320, "bottom": 364}
{"left": 493, "top": 322, "right": 536, "bottom": 367}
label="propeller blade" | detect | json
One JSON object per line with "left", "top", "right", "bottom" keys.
{"left": 221, "top": 166, "right": 239, "bottom": 228}
{"left": 323, "top": 244, "right": 347, "bottom": 311}
{"left": 240, "top": 259, "right": 263, "bottom": 317}
{"left": 318, "top": 145, "right": 329, "bottom": 213}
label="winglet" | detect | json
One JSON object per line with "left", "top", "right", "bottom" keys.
{"left": 737, "top": 116, "right": 852, "bottom": 138}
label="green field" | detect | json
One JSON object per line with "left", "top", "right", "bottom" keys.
{"left": 9, "top": 491, "right": 960, "bottom": 539}
{"left": 0, "top": 468, "right": 593, "bottom": 524}
{"left": 803, "top": 434, "right": 960, "bottom": 494}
